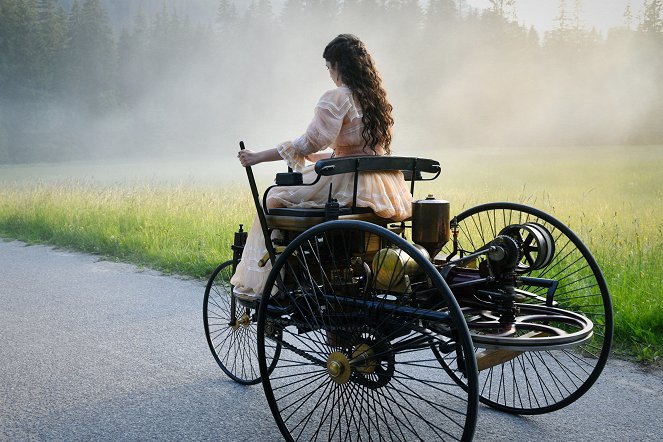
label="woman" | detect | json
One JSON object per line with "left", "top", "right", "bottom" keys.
{"left": 231, "top": 34, "right": 412, "bottom": 299}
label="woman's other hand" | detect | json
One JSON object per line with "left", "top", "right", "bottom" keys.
{"left": 238, "top": 149, "right": 260, "bottom": 167}
{"left": 237, "top": 147, "right": 282, "bottom": 167}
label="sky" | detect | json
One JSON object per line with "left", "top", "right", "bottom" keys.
{"left": 464, "top": 0, "right": 632, "bottom": 34}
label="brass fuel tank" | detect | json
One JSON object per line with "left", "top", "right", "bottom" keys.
{"left": 412, "top": 195, "right": 450, "bottom": 258}
{"left": 372, "top": 245, "right": 430, "bottom": 288}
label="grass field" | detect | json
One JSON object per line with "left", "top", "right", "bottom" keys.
{"left": 1, "top": 145, "right": 661, "bottom": 363}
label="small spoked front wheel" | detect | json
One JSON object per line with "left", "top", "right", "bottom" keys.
{"left": 257, "top": 220, "right": 479, "bottom": 442}
{"left": 203, "top": 260, "right": 280, "bottom": 385}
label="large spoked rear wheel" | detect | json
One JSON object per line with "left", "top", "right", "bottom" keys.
{"left": 441, "top": 202, "right": 613, "bottom": 414}
{"left": 203, "top": 260, "right": 280, "bottom": 385}
{"left": 257, "top": 220, "right": 479, "bottom": 442}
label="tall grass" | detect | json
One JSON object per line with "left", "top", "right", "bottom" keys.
{"left": 0, "top": 181, "right": 254, "bottom": 277}
{"left": 0, "top": 146, "right": 661, "bottom": 362}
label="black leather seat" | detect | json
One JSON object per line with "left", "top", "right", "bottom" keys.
{"left": 263, "top": 155, "right": 441, "bottom": 230}
{"left": 267, "top": 206, "right": 372, "bottom": 218}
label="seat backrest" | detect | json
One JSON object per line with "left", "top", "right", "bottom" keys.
{"left": 314, "top": 156, "right": 440, "bottom": 178}
{"left": 263, "top": 155, "right": 441, "bottom": 219}
{"left": 314, "top": 156, "right": 441, "bottom": 203}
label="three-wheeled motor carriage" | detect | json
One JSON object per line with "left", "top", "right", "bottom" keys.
{"left": 203, "top": 143, "right": 613, "bottom": 441}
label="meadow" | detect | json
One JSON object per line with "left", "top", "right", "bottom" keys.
{"left": 1, "top": 145, "right": 661, "bottom": 363}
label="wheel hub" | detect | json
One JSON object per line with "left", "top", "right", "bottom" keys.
{"left": 327, "top": 352, "right": 351, "bottom": 384}
{"left": 351, "top": 344, "right": 376, "bottom": 374}
{"left": 348, "top": 334, "right": 396, "bottom": 390}
{"left": 232, "top": 312, "right": 251, "bottom": 331}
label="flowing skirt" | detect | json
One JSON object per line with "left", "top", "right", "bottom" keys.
{"left": 230, "top": 165, "right": 413, "bottom": 298}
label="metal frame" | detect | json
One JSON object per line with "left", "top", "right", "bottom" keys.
{"left": 260, "top": 154, "right": 441, "bottom": 216}
{"left": 201, "top": 142, "right": 614, "bottom": 440}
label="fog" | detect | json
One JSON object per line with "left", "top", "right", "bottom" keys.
{"left": 0, "top": 0, "right": 662, "bottom": 166}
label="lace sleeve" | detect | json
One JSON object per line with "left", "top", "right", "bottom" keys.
{"left": 276, "top": 88, "right": 352, "bottom": 171}
{"left": 276, "top": 141, "right": 305, "bottom": 171}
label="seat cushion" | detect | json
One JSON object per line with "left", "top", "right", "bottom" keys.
{"left": 267, "top": 206, "right": 373, "bottom": 218}
{"left": 265, "top": 211, "right": 394, "bottom": 231}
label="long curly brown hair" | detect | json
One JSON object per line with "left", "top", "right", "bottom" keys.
{"left": 323, "top": 34, "right": 394, "bottom": 154}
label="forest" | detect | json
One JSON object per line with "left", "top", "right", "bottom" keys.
{"left": 0, "top": 0, "right": 662, "bottom": 163}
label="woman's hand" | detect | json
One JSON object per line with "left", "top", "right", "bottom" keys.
{"left": 237, "top": 147, "right": 282, "bottom": 167}
{"left": 237, "top": 149, "right": 261, "bottom": 167}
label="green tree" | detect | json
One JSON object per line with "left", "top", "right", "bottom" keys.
{"left": 386, "top": 0, "right": 422, "bottom": 29}
{"left": 62, "top": 1, "right": 82, "bottom": 97}
{"left": 116, "top": 24, "right": 140, "bottom": 105}
{"left": 0, "top": 0, "right": 40, "bottom": 98}
{"left": 488, "top": 0, "right": 516, "bottom": 22}
{"left": 280, "top": 0, "right": 305, "bottom": 28}
{"left": 246, "top": 0, "right": 274, "bottom": 24}
{"left": 545, "top": 0, "right": 596, "bottom": 52}
{"left": 69, "top": 0, "right": 116, "bottom": 109}
{"left": 526, "top": 24, "right": 541, "bottom": 47}
{"left": 424, "top": 0, "right": 457, "bottom": 32}
{"left": 640, "top": 0, "right": 663, "bottom": 33}
{"left": 216, "top": 0, "right": 237, "bottom": 33}
{"left": 546, "top": 0, "right": 571, "bottom": 46}
{"left": 34, "top": 0, "right": 67, "bottom": 95}
{"left": 339, "top": 0, "right": 386, "bottom": 32}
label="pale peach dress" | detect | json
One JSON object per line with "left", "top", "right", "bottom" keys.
{"left": 230, "top": 85, "right": 413, "bottom": 298}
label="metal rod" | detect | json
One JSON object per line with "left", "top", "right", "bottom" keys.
{"left": 240, "top": 141, "right": 276, "bottom": 266}
{"left": 439, "top": 245, "right": 491, "bottom": 268}
{"left": 352, "top": 158, "right": 359, "bottom": 210}
{"left": 328, "top": 295, "right": 451, "bottom": 323}
{"left": 409, "top": 158, "right": 417, "bottom": 196}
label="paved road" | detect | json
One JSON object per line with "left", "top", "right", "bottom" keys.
{"left": 1, "top": 240, "right": 662, "bottom": 441}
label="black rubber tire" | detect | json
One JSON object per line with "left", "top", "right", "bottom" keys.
{"left": 203, "top": 260, "right": 280, "bottom": 385}
{"left": 257, "top": 220, "right": 479, "bottom": 442}
{"left": 441, "top": 202, "right": 613, "bottom": 415}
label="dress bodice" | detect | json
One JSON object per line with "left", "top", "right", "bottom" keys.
{"left": 276, "top": 86, "right": 385, "bottom": 170}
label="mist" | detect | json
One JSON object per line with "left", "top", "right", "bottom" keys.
{"left": 1, "top": 0, "right": 662, "bottom": 165}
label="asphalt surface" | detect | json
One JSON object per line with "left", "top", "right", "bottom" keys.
{"left": 1, "top": 240, "right": 662, "bottom": 441}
